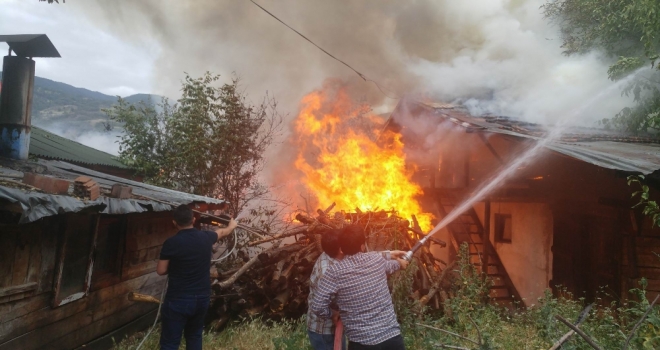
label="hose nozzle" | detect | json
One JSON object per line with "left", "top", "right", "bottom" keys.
{"left": 402, "top": 250, "right": 414, "bottom": 261}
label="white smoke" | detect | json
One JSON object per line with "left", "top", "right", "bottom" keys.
{"left": 68, "top": 0, "right": 631, "bottom": 127}
{"left": 404, "top": 0, "right": 632, "bottom": 125}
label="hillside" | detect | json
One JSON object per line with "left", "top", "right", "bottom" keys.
{"left": 0, "top": 72, "right": 160, "bottom": 137}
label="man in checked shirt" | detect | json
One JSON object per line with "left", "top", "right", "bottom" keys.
{"left": 307, "top": 229, "right": 345, "bottom": 350}
{"left": 311, "top": 225, "right": 409, "bottom": 350}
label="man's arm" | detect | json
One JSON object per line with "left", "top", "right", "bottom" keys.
{"left": 384, "top": 257, "right": 408, "bottom": 274}
{"left": 380, "top": 250, "right": 407, "bottom": 260}
{"left": 214, "top": 218, "right": 238, "bottom": 241}
{"left": 310, "top": 270, "right": 338, "bottom": 319}
{"left": 156, "top": 259, "right": 169, "bottom": 275}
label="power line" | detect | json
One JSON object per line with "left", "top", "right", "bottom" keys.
{"left": 248, "top": 0, "right": 400, "bottom": 100}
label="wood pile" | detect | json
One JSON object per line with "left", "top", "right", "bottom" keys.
{"left": 207, "top": 203, "right": 451, "bottom": 329}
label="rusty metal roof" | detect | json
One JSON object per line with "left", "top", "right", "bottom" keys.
{"left": 0, "top": 158, "right": 227, "bottom": 223}
{"left": 402, "top": 101, "right": 660, "bottom": 174}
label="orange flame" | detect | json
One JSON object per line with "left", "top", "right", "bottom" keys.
{"left": 293, "top": 84, "right": 433, "bottom": 230}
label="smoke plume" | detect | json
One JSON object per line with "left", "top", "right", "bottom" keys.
{"left": 73, "top": 0, "right": 631, "bottom": 126}
{"left": 70, "top": 0, "right": 636, "bottom": 210}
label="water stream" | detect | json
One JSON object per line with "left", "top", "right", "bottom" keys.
{"left": 421, "top": 68, "right": 648, "bottom": 241}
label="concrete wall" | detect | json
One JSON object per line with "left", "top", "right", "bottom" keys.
{"left": 476, "top": 202, "right": 553, "bottom": 305}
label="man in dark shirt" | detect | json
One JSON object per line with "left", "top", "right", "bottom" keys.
{"left": 157, "top": 205, "right": 237, "bottom": 350}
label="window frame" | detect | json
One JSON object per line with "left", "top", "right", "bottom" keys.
{"left": 52, "top": 214, "right": 98, "bottom": 307}
{"left": 91, "top": 215, "right": 127, "bottom": 290}
{"left": 494, "top": 213, "right": 512, "bottom": 243}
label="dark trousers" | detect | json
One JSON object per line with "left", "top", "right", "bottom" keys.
{"left": 348, "top": 334, "right": 405, "bottom": 350}
{"left": 308, "top": 330, "right": 347, "bottom": 350}
{"left": 160, "top": 295, "right": 210, "bottom": 350}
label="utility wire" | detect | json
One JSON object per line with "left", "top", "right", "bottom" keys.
{"left": 248, "top": 0, "right": 400, "bottom": 100}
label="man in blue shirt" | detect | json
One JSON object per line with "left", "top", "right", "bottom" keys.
{"left": 157, "top": 205, "right": 237, "bottom": 350}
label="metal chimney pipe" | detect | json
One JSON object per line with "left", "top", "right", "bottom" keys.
{"left": 0, "top": 55, "right": 35, "bottom": 160}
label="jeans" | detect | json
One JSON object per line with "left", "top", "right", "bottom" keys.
{"left": 308, "top": 330, "right": 347, "bottom": 350}
{"left": 160, "top": 295, "right": 210, "bottom": 350}
{"left": 348, "top": 334, "right": 405, "bottom": 350}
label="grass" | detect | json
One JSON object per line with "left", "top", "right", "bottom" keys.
{"left": 113, "top": 317, "right": 311, "bottom": 350}
{"left": 114, "top": 244, "right": 660, "bottom": 350}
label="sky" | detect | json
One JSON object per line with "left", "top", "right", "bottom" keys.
{"left": 0, "top": 0, "right": 157, "bottom": 97}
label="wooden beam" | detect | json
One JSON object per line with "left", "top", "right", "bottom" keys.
{"left": 0, "top": 283, "right": 37, "bottom": 298}
{"left": 483, "top": 200, "right": 491, "bottom": 269}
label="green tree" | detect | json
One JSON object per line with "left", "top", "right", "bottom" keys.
{"left": 544, "top": 0, "right": 660, "bottom": 132}
{"left": 105, "top": 73, "right": 282, "bottom": 215}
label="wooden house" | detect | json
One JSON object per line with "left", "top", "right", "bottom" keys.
{"left": 388, "top": 100, "right": 660, "bottom": 306}
{"left": 0, "top": 157, "right": 226, "bottom": 349}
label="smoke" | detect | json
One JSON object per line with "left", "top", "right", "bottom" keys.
{"left": 72, "top": 0, "right": 631, "bottom": 126}
{"left": 69, "top": 0, "right": 635, "bottom": 206}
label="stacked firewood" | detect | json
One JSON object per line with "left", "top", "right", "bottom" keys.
{"left": 207, "top": 203, "right": 451, "bottom": 330}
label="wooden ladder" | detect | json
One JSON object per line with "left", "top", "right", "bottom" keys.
{"left": 435, "top": 192, "right": 522, "bottom": 307}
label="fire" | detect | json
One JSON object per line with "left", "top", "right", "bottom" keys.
{"left": 293, "top": 84, "right": 433, "bottom": 231}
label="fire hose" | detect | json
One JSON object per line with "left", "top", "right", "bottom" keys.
{"left": 402, "top": 234, "right": 432, "bottom": 261}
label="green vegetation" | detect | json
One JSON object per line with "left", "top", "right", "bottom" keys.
{"left": 104, "top": 72, "right": 282, "bottom": 215}
{"left": 115, "top": 244, "right": 660, "bottom": 349}
{"left": 629, "top": 175, "right": 660, "bottom": 228}
{"left": 543, "top": 0, "right": 660, "bottom": 132}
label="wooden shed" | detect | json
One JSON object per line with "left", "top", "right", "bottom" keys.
{"left": 0, "top": 158, "right": 226, "bottom": 349}
{"left": 388, "top": 100, "right": 660, "bottom": 306}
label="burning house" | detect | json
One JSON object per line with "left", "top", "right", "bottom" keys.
{"left": 386, "top": 100, "right": 660, "bottom": 306}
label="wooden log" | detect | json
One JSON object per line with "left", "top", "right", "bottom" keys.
{"left": 127, "top": 292, "right": 160, "bottom": 304}
{"left": 549, "top": 304, "right": 594, "bottom": 350}
{"left": 211, "top": 315, "right": 230, "bottom": 331}
{"left": 271, "top": 260, "right": 287, "bottom": 288}
{"left": 270, "top": 290, "right": 289, "bottom": 312}
{"left": 323, "top": 202, "right": 336, "bottom": 215}
{"left": 420, "top": 261, "right": 456, "bottom": 306}
{"left": 300, "top": 249, "right": 321, "bottom": 266}
{"left": 439, "top": 290, "right": 451, "bottom": 317}
{"left": 242, "top": 305, "right": 265, "bottom": 318}
{"left": 258, "top": 243, "right": 304, "bottom": 264}
{"left": 287, "top": 296, "right": 305, "bottom": 313}
{"left": 418, "top": 258, "right": 430, "bottom": 293}
{"left": 217, "top": 254, "right": 261, "bottom": 289}
{"left": 248, "top": 226, "right": 309, "bottom": 246}
{"left": 295, "top": 213, "right": 316, "bottom": 225}
{"left": 554, "top": 315, "right": 602, "bottom": 350}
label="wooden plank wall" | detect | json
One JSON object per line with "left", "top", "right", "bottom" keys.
{"left": 622, "top": 215, "right": 660, "bottom": 302}
{"left": 0, "top": 212, "right": 175, "bottom": 350}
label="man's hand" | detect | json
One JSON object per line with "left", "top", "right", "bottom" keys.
{"left": 228, "top": 218, "right": 238, "bottom": 230}
{"left": 215, "top": 218, "right": 238, "bottom": 241}
{"left": 396, "top": 258, "right": 409, "bottom": 270}
{"left": 331, "top": 309, "right": 340, "bottom": 325}
{"left": 389, "top": 250, "right": 407, "bottom": 259}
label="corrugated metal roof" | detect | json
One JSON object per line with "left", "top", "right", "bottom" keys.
{"left": 29, "top": 126, "right": 127, "bottom": 169}
{"left": 397, "top": 101, "right": 660, "bottom": 175}
{"left": 0, "top": 158, "right": 227, "bottom": 223}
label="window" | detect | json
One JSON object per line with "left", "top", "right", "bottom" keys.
{"left": 52, "top": 215, "right": 97, "bottom": 307}
{"left": 494, "top": 214, "right": 512, "bottom": 243}
{"left": 0, "top": 224, "right": 41, "bottom": 303}
{"left": 91, "top": 216, "right": 126, "bottom": 290}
